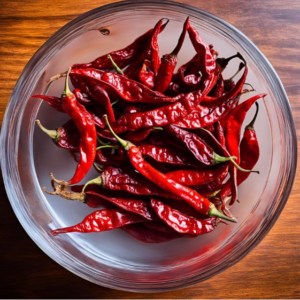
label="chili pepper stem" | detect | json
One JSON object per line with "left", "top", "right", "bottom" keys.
{"left": 47, "top": 71, "right": 67, "bottom": 84}
{"left": 246, "top": 102, "right": 259, "bottom": 130}
{"left": 213, "top": 153, "right": 259, "bottom": 174}
{"left": 153, "top": 127, "right": 164, "bottom": 130}
{"left": 82, "top": 176, "right": 102, "bottom": 193}
{"left": 103, "top": 114, "right": 134, "bottom": 150}
{"left": 35, "top": 120, "right": 59, "bottom": 142}
{"left": 61, "top": 67, "right": 73, "bottom": 98}
{"left": 43, "top": 182, "right": 86, "bottom": 203}
{"left": 208, "top": 189, "right": 221, "bottom": 198}
{"left": 107, "top": 55, "right": 124, "bottom": 75}
{"left": 93, "top": 163, "right": 103, "bottom": 172}
{"left": 209, "top": 205, "right": 237, "bottom": 223}
{"left": 50, "top": 173, "right": 69, "bottom": 186}
{"left": 96, "top": 144, "right": 119, "bottom": 150}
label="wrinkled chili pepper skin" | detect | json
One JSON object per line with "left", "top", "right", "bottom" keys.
{"left": 139, "top": 61, "right": 154, "bottom": 89}
{"left": 101, "top": 72, "right": 184, "bottom": 103}
{"left": 150, "top": 19, "right": 164, "bottom": 75}
{"left": 110, "top": 93, "right": 195, "bottom": 134}
{"left": 174, "top": 97, "right": 238, "bottom": 129}
{"left": 73, "top": 89, "right": 95, "bottom": 106}
{"left": 51, "top": 208, "right": 145, "bottom": 235}
{"left": 100, "top": 166, "right": 180, "bottom": 200}
{"left": 128, "top": 146, "right": 213, "bottom": 215}
{"left": 214, "top": 75, "right": 224, "bottom": 97}
{"left": 165, "top": 163, "right": 227, "bottom": 186}
{"left": 32, "top": 95, "right": 65, "bottom": 113}
{"left": 60, "top": 89, "right": 97, "bottom": 185}
{"left": 151, "top": 199, "right": 218, "bottom": 235}
{"left": 138, "top": 144, "right": 204, "bottom": 168}
{"left": 121, "top": 224, "right": 182, "bottom": 243}
{"left": 85, "top": 191, "right": 159, "bottom": 221}
{"left": 201, "top": 66, "right": 248, "bottom": 107}
{"left": 165, "top": 125, "right": 215, "bottom": 166}
{"left": 54, "top": 120, "right": 80, "bottom": 151}
{"left": 215, "top": 121, "right": 226, "bottom": 147}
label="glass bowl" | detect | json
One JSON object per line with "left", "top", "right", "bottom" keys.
{"left": 1, "top": 0, "right": 297, "bottom": 292}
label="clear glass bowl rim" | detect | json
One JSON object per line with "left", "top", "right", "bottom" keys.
{"left": 0, "top": 0, "right": 297, "bottom": 292}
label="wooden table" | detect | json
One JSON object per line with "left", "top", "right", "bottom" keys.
{"left": 1, "top": 0, "right": 299, "bottom": 298}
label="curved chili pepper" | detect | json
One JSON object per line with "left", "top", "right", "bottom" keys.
{"left": 143, "top": 221, "right": 176, "bottom": 233}
{"left": 35, "top": 119, "right": 80, "bottom": 152}
{"left": 224, "top": 62, "right": 245, "bottom": 92}
{"left": 81, "top": 166, "right": 180, "bottom": 200}
{"left": 49, "top": 68, "right": 97, "bottom": 186}
{"left": 220, "top": 102, "right": 260, "bottom": 201}
{"left": 121, "top": 224, "right": 182, "bottom": 243}
{"left": 214, "top": 74, "right": 224, "bottom": 97}
{"left": 214, "top": 121, "right": 226, "bottom": 147}
{"left": 73, "top": 89, "right": 95, "bottom": 106}
{"left": 151, "top": 199, "right": 219, "bottom": 235}
{"left": 139, "top": 60, "right": 154, "bottom": 89}
{"left": 31, "top": 95, "right": 65, "bottom": 113}
{"left": 109, "top": 92, "right": 195, "bottom": 134}
{"left": 165, "top": 163, "right": 228, "bottom": 186}
{"left": 201, "top": 63, "right": 247, "bottom": 107}
{"left": 165, "top": 125, "right": 253, "bottom": 172}
{"left": 154, "top": 17, "right": 189, "bottom": 93}
{"left": 125, "top": 128, "right": 152, "bottom": 142}
{"left": 174, "top": 97, "right": 238, "bottom": 129}
{"left": 138, "top": 144, "right": 205, "bottom": 168}
{"left": 103, "top": 115, "right": 236, "bottom": 222}
{"left": 50, "top": 208, "right": 146, "bottom": 235}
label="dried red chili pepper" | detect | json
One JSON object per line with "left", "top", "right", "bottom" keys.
{"left": 214, "top": 121, "right": 226, "bottom": 147}
{"left": 138, "top": 144, "right": 204, "bottom": 168}
{"left": 103, "top": 115, "right": 236, "bottom": 222}
{"left": 165, "top": 125, "right": 253, "bottom": 172}
{"left": 154, "top": 17, "right": 189, "bottom": 93}
{"left": 80, "top": 166, "right": 180, "bottom": 200}
{"left": 49, "top": 68, "right": 97, "bottom": 185}
{"left": 73, "top": 89, "right": 95, "bottom": 106}
{"left": 35, "top": 119, "right": 80, "bottom": 152}
{"left": 165, "top": 163, "right": 228, "bottom": 186}
{"left": 109, "top": 92, "right": 195, "bottom": 134}
{"left": 174, "top": 97, "right": 238, "bottom": 129}
{"left": 151, "top": 199, "right": 219, "bottom": 235}
{"left": 121, "top": 224, "right": 182, "bottom": 243}
{"left": 224, "top": 62, "right": 245, "bottom": 92}
{"left": 31, "top": 95, "right": 65, "bottom": 113}
{"left": 214, "top": 74, "right": 224, "bottom": 97}
{"left": 138, "top": 60, "right": 154, "bottom": 89}
{"left": 143, "top": 221, "right": 176, "bottom": 233}
{"left": 50, "top": 208, "right": 145, "bottom": 235}
{"left": 220, "top": 102, "right": 260, "bottom": 200}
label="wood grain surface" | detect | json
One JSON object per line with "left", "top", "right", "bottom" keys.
{"left": 0, "top": 0, "right": 299, "bottom": 298}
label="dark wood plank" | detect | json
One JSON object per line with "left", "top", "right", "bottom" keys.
{"left": 0, "top": 0, "right": 299, "bottom": 298}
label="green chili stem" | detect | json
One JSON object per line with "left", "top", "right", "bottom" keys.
{"left": 153, "top": 127, "right": 164, "bottom": 130}
{"left": 111, "top": 100, "right": 119, "bottom": 106}
{"left": 108, "top": 55, "right": 124, "bottom": 75}
{"left": 82, "top": 176, "right": 102, "bottom": 193}
{"left": 35, "top": 120, "right": 59, "bottom": 141}
{"left": 97, "top": 137, "right": 110, "bottom": 146}
{"left": 96, "top": 145, "right": 119, "bottom": 150}
{"left": 61, "top": 67, "right": 73, "bottom": 98}
{"left": 209, "top": 205, "right": 237, "bottom": 223}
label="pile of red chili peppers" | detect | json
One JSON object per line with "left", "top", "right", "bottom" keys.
{"left": 33, "top": 18, "right": 266, "bottom": 243}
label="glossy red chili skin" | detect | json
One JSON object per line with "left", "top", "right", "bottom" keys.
{"left": 201, "top": 67, "right": 248, "bottom": 107}
{"left": 220, "top": 126, "right": 259, "bottom": 200}
{"left": 128, "top": 146, "right": 212, "bottom": 215}
{"left": 60, "top": 93, "right": 97, "bottom": 185}
{"left": 215, "top": 121, "right": 226, "bottom": 147}
{"left": 85, "top": 191, "right": 159, "bottom": 221}
{"left": 165, "top": 163, "right": 227, "bottom": 186}
{"left": 139, "top": 61, "right": 154, "bottom": 89}
{"left": 101, "top": 166, "right": 180, "bottom": 200}
{"left": 121, "top": 224, "right": 182, "bottom": 243}
{"left": 224, "top": 79, "right": 235, "bottom": 92}
{"left": 73, "top": 89, "right": 95, "bottom": 106}
{"left": 165, "top": 125, "right": 214, "bottom": 166}
{"left": 138, "top": 144, "right": 205, "bottom": 168}
{"left": 214, "top": 74, "right": 224, "bottom": 97}
{"left": 31, "top": 95, "right": 65, "bottom": 113}
{"left": 51, "top": 208, "right": 146, "bottom": 235}
{"left": 72, "top": 28, "right": 153, "bottom": 70}
{"left": 151, "top": 199, "right": 217, "bottom": 235}
{"left": 174, "top": 98, "right": 238, "bottom": 129}
{"left": 110, "top": 93, "right": 195, "bottom": 134}
{"left": 125, "top": 128, "right": 152, "bottom": 142}
{"left": 95, "top": 149, "right": 129, "bottom": 166}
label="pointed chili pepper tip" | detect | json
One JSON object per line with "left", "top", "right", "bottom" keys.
{"left": 209, "top": 205, "right": 237, "bottom": 223}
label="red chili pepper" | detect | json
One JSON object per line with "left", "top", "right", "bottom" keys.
{"left": 121, "top": 224, "right": 182, "bottom": 243}
{"left": 125, "top": 128, "right": 152, "bottom": 142}
{"left": 50, "top": 208, "right": 146, "bottom": 235}
{"left": 151, "top": 199, "right": 219, "bottom": 235}
{"left": 214, "top": 74, "right": 224, "bottom": 97}
{"left": 103, "top": 116, "right": 236, "bottom": 223}
{"left": 138, "top": 60, "right": 154, "bottom": 89}
{"left": 165, "top": 163, "right": 228, "bottom": 186}
{"left": 109, "top": 92, "right": 195, "bottom": 134}
{"left": 31, "top": 95, "right": 65, "bottom": 113}
{"left": 154, "top": 17, "right": 189, "bottom": 93}
{"left": 73, "top": 89, "right": 95, "bottom": 106}
{"left": 214, "top": 121, "right": 226, "bottom": 147}
{"left": 174, "top": 97, "right": 238, "bottom": 129}
{"left": 95, "top": 149, "right": 128, "bottom": 166}
{"left": 220, "top": 102, "right": 260, "bottom": 201}
{"left": 138, "top": 144, "right": 205, "bottom": 168}
{"left": 81, "top": 166, "right": 180, "bottom": 200}
{"left": 35, "top": 119, "right": 80, "bottom": 152}
{"left": 224, "top": 62, "right": 245, "bottom": 92}
{"left": 48, "top": 68, "right": 97, "bottom": 185}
